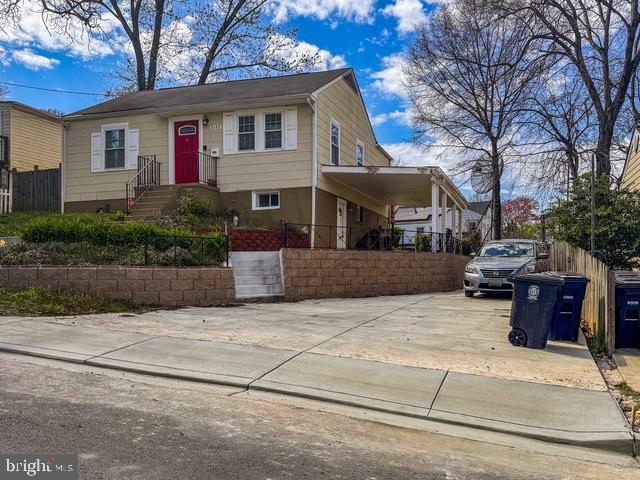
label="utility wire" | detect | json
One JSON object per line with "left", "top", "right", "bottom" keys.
{"left": 0, "top": 80, "right": 101, "bottom": 96}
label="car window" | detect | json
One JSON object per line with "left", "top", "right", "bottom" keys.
{"left": 478, "top": 242, "right": 534, "bottom": 257}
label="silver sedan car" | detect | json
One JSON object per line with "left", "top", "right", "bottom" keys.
{"left": 463, "top": 239, "right": 548, "bottom": 297}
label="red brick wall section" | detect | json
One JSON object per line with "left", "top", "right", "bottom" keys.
{"left": 0, "top": 266, "right": 236, "bottom": 307}
{"left": 281, "top": 249, "right": 469, "bottom": 300}
{"left": 229, "top": 229, "right": 310, "bottom": 251}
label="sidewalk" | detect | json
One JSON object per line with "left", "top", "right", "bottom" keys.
{"left": 0, "top": 317, "right": 634, "bottom": 455}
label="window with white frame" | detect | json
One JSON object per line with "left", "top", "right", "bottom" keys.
{"left": 104, "top": 127, "right": 126, "bottom": 169}
{"left": 264, "top": 113, "right": 282, "bottom": 149}
{"left": 330, "top": 120, "right": 340, "bottom": 165}
{"left": 356, "top": 140, "right": 364, "bottom": 166}
{"left": 238, "top": 115, "right": 255, "bottom": 151}
{"left": 252, "top": 191, "right": 280, "bottom": 210}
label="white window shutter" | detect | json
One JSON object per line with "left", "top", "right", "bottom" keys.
{"left": 223, "top": 113, "right": 236, "bottom": 154}
{"left": 256, "top": 114, "right": 265, "bottom": 152}
{"left": 127, "top": 129, "right": 139, "bottom": 169}
{"left": 284, "top": 107, "right": 297, "bottom": 150}
{"left": 91, "top": 132, "right": 103, "bottom": 172}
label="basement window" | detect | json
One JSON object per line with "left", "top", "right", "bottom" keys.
{"left": 252, "top": 191, "right": 280, "bottom": 210}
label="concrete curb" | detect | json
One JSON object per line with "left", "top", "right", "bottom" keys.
{"left": 250, "top": 378, "right": 635, "bottom": 456}
{"left": 0, "top": 342, "right": 635, "bottom": 457}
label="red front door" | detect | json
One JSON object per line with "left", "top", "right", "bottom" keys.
{"left": 174, "top": 120, "right": 199, "bottom": 183}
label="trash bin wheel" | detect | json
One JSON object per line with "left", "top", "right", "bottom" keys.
{"left": 508, "top": 328, "right": 527, "bottom": 347}
{"left": 464, "top": 291, "right": 474, "bottom": 298}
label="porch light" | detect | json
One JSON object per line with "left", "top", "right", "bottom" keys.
{"left": 203, "top": 116, "right": 209, "bottom": 126}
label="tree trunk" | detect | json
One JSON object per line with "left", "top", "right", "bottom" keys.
{"left": 491, "top": 151, "right": 502, "bottom": 240}
{"left": 595, "top": 122, "right": 614, "bottom": 177}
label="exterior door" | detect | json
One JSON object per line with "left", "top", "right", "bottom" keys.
{"left": 336, "top": 197, "right": 347, "bottom": 249}
{"left": 174, "top": 120, "right": 199, "bottom": 184}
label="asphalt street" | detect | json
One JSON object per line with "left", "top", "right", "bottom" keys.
{"left": 1, "top": 353, "right": 638, "bottom": 480}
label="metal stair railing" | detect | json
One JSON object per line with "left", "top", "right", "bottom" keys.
{"left": 126, "top": 155, "right": 160, "bottom": 213}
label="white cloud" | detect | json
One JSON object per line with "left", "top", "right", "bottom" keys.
{"left": 371, "top": 109, "right": 412, "bottom": 126}
{"left": 267, "top": 34, "right": 347, "bottom": 71}
{"left": 382, "top": 0, "right": 427, "bottom": 35}
{"left": 371, "top": 53, "right": 408, "bottom": 98}
{"left": 0, "top": 0, "right": 114, "bottom": 61}
{"left": 383, "top": 141, "right": 458, "bottom": 173}
{"left": 269, "top": 0, "right": 375, "bottom": 23}
{"left": 11, "top": 49, "right": 60, "bottom": 70}
{"left": 0, "top": 46, "right": 9, "bottom": 66}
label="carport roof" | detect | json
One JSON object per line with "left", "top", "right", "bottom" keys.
{"left": 321, "top": 165, "right": 468, "bottom": 208}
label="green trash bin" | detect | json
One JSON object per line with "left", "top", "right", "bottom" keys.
{"left": 507, "top": 273, "right": 565, "bottom": 349}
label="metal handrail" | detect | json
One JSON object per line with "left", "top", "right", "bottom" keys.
{"left": 125, "top": 155, "right": 160, "bottom": 213}
{"left": 199, "top": 152, "right": 217, "bottom": 185}
{"left": 282, "top": 222, "right": 471, "bottom": 255}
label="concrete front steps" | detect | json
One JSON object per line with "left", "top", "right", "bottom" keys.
{"left": 127, "top": 184, "right": 218, "bottom": 219}
{"left": 127, "top": 185, "right": 181, "bottom": 219}
{"left": 230, "top": 251, "right": 284, "bottom": 299}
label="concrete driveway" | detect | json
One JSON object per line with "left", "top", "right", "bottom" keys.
{"left": 0, "top": 292, "right": 634, "bottom": 454}
{"left": 44, "top": 292, "right": 604, "bottom": 390}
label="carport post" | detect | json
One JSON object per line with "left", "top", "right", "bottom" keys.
{"left": 431, "top": 179, "right": 439, "bottom": 252}
{"left": 451, "top": 203, "right": 457, "bottom": 237}
{"left": 441, "top": 192, "right": 447, "bottom": 240}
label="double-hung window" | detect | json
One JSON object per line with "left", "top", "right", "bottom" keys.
{"left": 330, "top": 120, "right": 340, "bottom": 165}
{"left": 104, "top": 128, "right": 126, "bottom": 169}
{"left": 264, "top": 113, "right": 282, "bottom": 149}
{"left": 238, "top": 115, "right": 255, "bottom": 151}
{"left": 356, "top": 140, "right": 364, "bottom": 166}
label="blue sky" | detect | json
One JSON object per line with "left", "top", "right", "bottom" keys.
{"left": 0, "top": 1, "right": 450, "bottom": 167}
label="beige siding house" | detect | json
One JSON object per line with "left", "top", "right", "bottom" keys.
{"left": 0, "top": 102, "right": 62, "bottom": 171}
{"left": 0, "top": 102, "right": 62, "bottom": 212}
{"left": 622, "top": 127, "right": 640, "bottom": 191}
{"left": 63, "top": 69, "right": 466, "bottom": 247}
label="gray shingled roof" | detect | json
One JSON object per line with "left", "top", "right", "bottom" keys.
{"left": 68, "top": 69, "right": 352, "bottom": 117}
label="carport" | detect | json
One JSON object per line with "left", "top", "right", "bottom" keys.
{"left": 321, "top": 165, "right": 468, "bottom": 250}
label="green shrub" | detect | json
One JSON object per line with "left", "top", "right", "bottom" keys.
{"left": 177, "top": 193, "right": 215, "bottom": 218}
{"left": 415, "top": 233, "right": 431, "bottom": 252}
{"left": 20, "top": 215, "right": 194, "bottom": 247}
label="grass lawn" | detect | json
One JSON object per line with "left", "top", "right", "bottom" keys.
{"left": 0, "top": 287, "right": 148, "bottom": 316}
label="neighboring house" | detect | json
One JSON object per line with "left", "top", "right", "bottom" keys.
{"left": 63, "top": 68, "right": 467, "bottom": 247}
{"left": 0, "top": 102, "right": 62, "bottom": 211}
{"left": 395, "top": 201, "right": 491, "bottom": 242}
{"left": 622, "top": 127, "right": 640, "bottom": 191}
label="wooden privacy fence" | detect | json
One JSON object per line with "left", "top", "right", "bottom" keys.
{"left": 549, "top": 240, "right": 615, "bottom": 353}
{"left": 11, "top": 166, "right": 61, "bottom": 213}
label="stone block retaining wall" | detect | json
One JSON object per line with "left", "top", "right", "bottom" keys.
{"left": 281, "top": 248, "right": 468, "bottom": 300}
{"left": 0, "top": 265, "right": 235, "bottom": 307}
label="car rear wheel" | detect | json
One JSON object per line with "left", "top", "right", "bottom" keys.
{"left": 464, "top": 291, "right": 474, "bottom": 298}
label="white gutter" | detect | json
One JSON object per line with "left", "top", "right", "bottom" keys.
{"left": 307, "top": 94, "right": 318, "bottom": 248}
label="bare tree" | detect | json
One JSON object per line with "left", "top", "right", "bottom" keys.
{"left": 0, "top": 85, "right": 7, "bottom": 100}
{"left": 9, "top": 0, "right": 317, "bottom": 92}
{"left": 406, "top": 0, "right": 545, "bottom": 239}
{"left": 521, "top": 66, "right": 596, "bottom": 194}
{"left": 506, "top": 0, "right": 640, "bottom": 178}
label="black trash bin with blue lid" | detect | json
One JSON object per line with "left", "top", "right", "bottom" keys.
{"left": 547, "top": 272, "right": 590, "bottom": 342}
{"left": 507, "top": 272, "right": 565, "bottom": 349}
{"left": 614, "top": 272, "right": 640, "bottom": 348}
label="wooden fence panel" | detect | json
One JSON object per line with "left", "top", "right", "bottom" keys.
{"left": 549, "top": 240, "right": 615, "bottom": 352}
{"left": 11, "top": 166, "right": 61, "bottom": 213}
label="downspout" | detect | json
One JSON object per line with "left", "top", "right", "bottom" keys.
{"left": 307, "top": 94, "right": 318, "bottom": 248}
